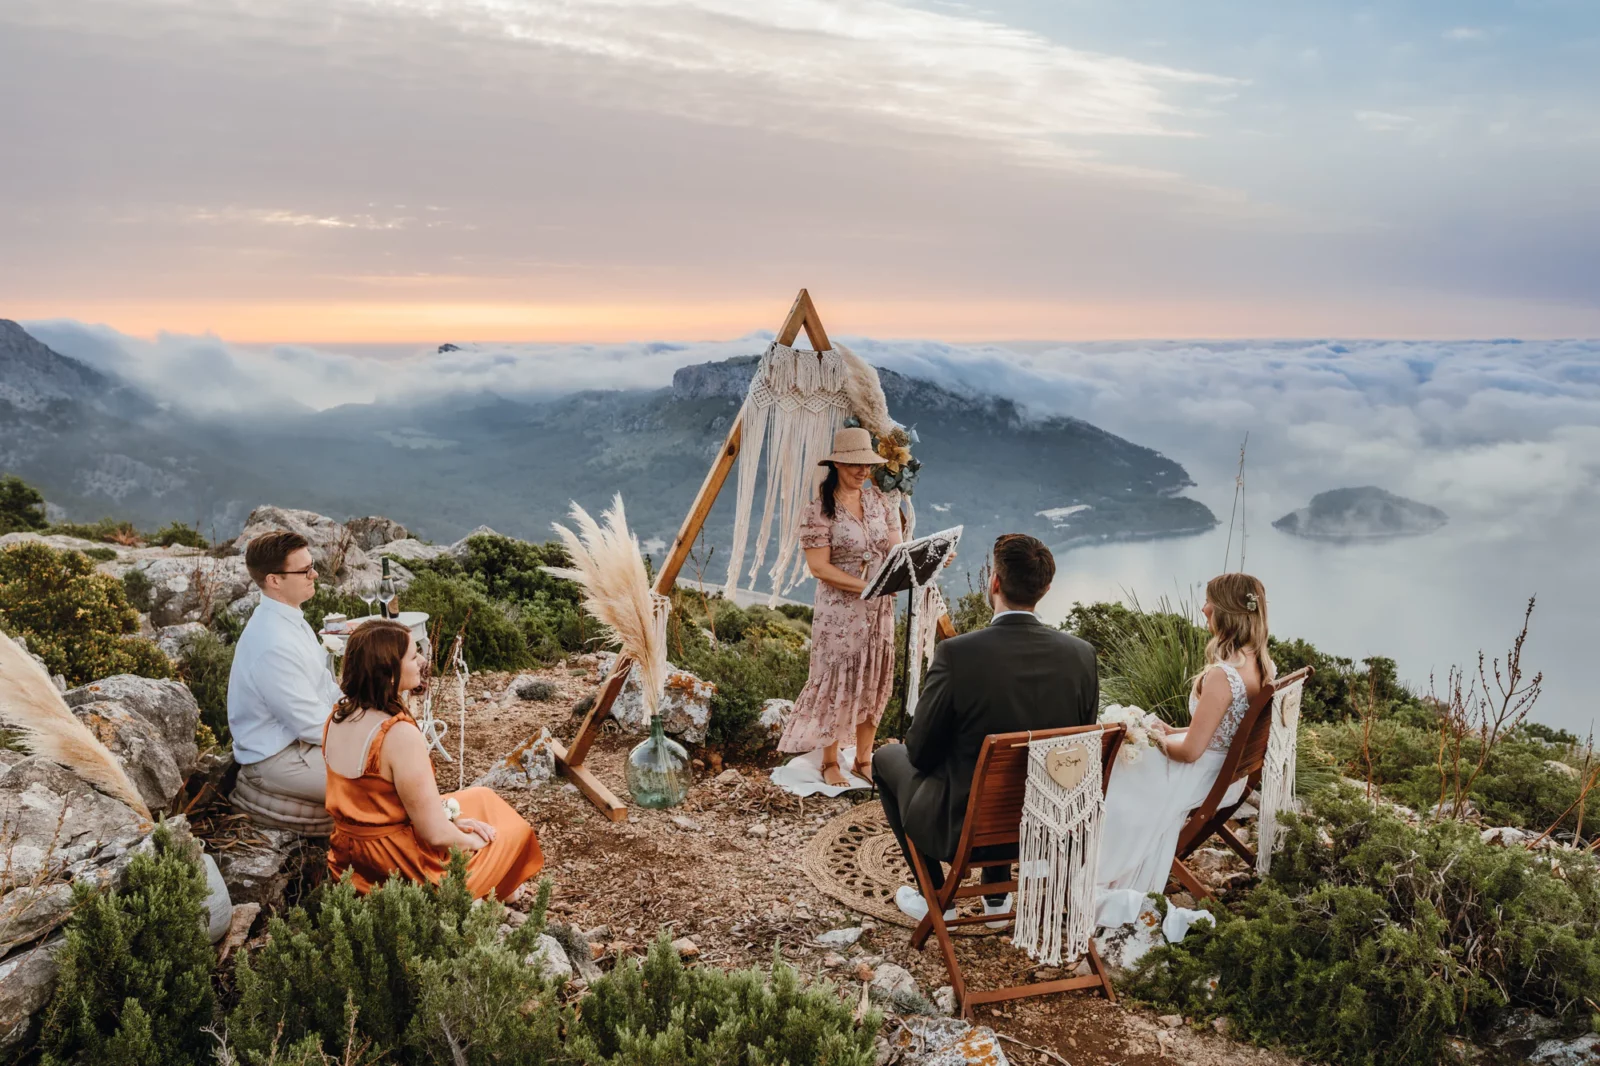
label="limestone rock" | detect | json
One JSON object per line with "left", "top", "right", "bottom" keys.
{"left": 63, "top": 675, "right": 201, "bottom": 814}
{"left": 816, "top": 926, "right": 864, "bottom": 948}
{"left": 932, "top": 985, "right": 957, "bottom": 1015}
{"left": 1093, "top": 896, "right": 1166, "bottom": 975}
{"left": 473, "top": 729, "right": 557, "bottom": 791}
{"left": 153, "top": 621, "right": 210, "bottom": 662}
{"left": 1429, "top": 798, "right": 1480, "bottom": 821}
{"left": 1530, "top": 1033, "right": 1600, "bottom": 1065}
{"left": 228, "top": 505, "right": 412, "bottom": 595}
{"left": 1481, "top": 826, "right": 1529, "bottom": 847}
{"left": 0, "top": 885, "right": 75, "bottom": 957}
{"left": 527, "top": 934, "right": 573, "bottom": 981}
{"left": 374, "top": 537, "right": 448, "bottom": 564}
{"left": 596, "top": 653, "right": 716, "bottom": 744}
{"left": 124, "top": 554, "right": 254, "bottom": 627}
{"left": 758, "top": 699, "right": 793, "bottom": 742}
{"left": 0, "top": 936, "right": 63, "bottom": 1051}
{"left": 343, "top": 516, "right": 412, "bottom": 551}
{"left": 216, "top": 827, "right": 304, "bottom": 911}
{"left": 871, "top": 962, "right": 920, "bottom": 1000}
{"left": 545, "top": 922, "right": 603, "bottom": 982}
{"left": 448, "top": 526, "right": 502, "bottom": 558}
{"left": 0, "top": 757, "right": 148, "bottom": 885}
{"left": 890, "top": 1018, "right": 1010, "bottom": 1066}
{"left": 1544, "top": 760, "right": 1581, "bottom": 780}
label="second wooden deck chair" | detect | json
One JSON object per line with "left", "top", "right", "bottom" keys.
{"left": 905, "top": 723, "right": 1125, "bottom": 1018}
{"left": 1168, "top": 665, "right": 1313, "bottom": 899}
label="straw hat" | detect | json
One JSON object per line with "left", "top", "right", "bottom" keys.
{"left": 818, "top": 427, "right": 882, "bottom": 466}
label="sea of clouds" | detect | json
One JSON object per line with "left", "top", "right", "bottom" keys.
{"left": 29, "top": 321, "right": 1600, "bottom": 734}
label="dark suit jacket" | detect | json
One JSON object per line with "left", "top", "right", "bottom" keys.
{"left": 901, "top": 612, "right": 1098, "bottom": 861}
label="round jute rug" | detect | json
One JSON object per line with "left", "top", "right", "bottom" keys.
{"left": 801, "top": 802, "right": 984, "bottom": 934}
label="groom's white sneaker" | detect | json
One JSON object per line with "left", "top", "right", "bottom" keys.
{"left": 895, "top": 886, "right": 955, "bottom": 923}
{"left": 983, "top": 893, "right": 1014, "bottom": 929}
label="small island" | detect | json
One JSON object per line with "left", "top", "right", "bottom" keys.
{"left": 1273, "top": 486, "right": 1448, "bottom": 541}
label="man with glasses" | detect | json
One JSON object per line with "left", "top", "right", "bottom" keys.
{"left": 227, "top": 530, "right": 340, "bottom": 834}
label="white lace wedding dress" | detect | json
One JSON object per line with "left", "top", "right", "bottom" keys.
{"left": 1094, "top": 662, "right": 1251, "bottom": 927}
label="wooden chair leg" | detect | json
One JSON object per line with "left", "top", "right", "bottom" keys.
{"left": 908, "top": 844, "right": 965, "bottom": 1011}
{"left": 1215, "top": 823, "right": 1257, "bottom": 866}
{"left": 1169, "top": 857, "right": 1210, "bottom": 900}
{"left": 1087, "top": 937, "right": 1116, "bottom": 1004}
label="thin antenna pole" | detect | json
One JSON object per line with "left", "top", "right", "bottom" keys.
{"left": 1222, "top": 432, "right": 1249, "bottom": 572}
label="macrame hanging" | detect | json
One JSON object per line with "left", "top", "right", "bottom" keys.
{"left": 415, "top": 658, "right": 453, "bottom": 766}
{"left": 1013, "top": 729, "right": 1105, "bottom": 967}
{"left": 903, "top": 578, "right": 948, "bottom": 714}
{"left": 451, "top": 635, "right": 470, "bottom": 791}
{"left": 725, "top": 342, "right": 902, "bottom": 600}
{"left": 1255, "top": 679, "right": 1303, "bottom": 876}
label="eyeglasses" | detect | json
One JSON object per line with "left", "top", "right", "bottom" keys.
{"left": 272, "top": 565, "right": 318, "bottom": 578}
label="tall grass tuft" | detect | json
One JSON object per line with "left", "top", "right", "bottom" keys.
{"left": 1098, "top": 594, "right": 1210, "bottom": 726}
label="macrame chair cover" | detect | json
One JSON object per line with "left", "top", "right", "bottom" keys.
{"left": 1255, "top": 678, "right": 1303, "bottom": 876}
{"left": 1013, "top": 729, "right": 1105, "bottom": 966}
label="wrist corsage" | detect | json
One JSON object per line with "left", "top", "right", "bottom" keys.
{"left": 441, "top": 797, "right": 461, "bottom": 822}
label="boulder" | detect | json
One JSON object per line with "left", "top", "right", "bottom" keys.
{"left": 447, "top": 526, "right": 502, "bottom": 558}
{"left": 889, "top": 1018, "right": 1011, "bottom": 1066}
{"left": 870, "top": 962, "right": 921, "bottom": 1001}
{"left": 596, "top": 653, "right": 716, "bottom": 744}
{"left": 0, "top": 757, "right": 148, "bottom": 885}
{"left": 0, "top": 936, "right": 62, "bottom": 1051}
{"left": 526, "top": 934, "right": 573, "bottom": 981}
{"left": 545, "top": 922, "right": 604, "bottom": 982}
{"left": 153, "top": 621, "right": 210, "bottom": 662}
{"left": 373, "top": 538, "right": 448, "bottom": 564}
{"left": 1530, "top": 1034, "right": 1600, "bottom": 1065}
{"left": 227, "top": 505, "right": 412, "bottom": 595}
{"left": 343, "top": 516, "right": 412, "bottom": 551}
{"left": 0, "top": 885, "right": 74, "bottom": 957}
{"left": 1481, "top": 826, "right": 1529, "bottom": 847}
{"left": 473, "top": 729, "right": 557, "bottom": 791}
{"left": 123, "top": 554, "right": 254, "bottom": 627}
{"left": 63, "top": 675, "right": 201, "bottom": 813}
{"left": 216, "top": 827, "right": 305, "bottom": 911}
{"left": 1543, "top": 760, "right": 1581, "bottom": 780}
{"left": 1429, "top": 799, "right": 1480, "bottom": 821}
{"left": 1093, "top": 896, "right": 1167, "bottom": 975}
{"left": 758, "top": 699, "right": 793, "bottom": 742}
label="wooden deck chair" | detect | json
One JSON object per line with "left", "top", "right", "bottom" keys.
{"left": 906, "top": 723, "right": 1126, "bottom": 1018}
{"left": 1168, "top": 665, "right": 1313, "bottom": 899}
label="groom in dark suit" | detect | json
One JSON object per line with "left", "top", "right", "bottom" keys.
{"left": 872, "top": 533, "right": 1099, "bottom": 920}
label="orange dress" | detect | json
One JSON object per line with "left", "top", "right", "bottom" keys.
{"left": 323, "top": 712, "right": 544, "bottom": 900}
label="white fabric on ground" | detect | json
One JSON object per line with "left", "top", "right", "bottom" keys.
{"left": 769, "top": 745, "right": 872, "bottom": 796}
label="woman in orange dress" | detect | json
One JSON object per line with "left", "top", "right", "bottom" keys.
{"left": 322, "top": 620, "right": 543, "bottom": 900}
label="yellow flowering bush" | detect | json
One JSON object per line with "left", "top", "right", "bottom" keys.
{"left": 0, "top": 542, "right": 172, "bottom": 685}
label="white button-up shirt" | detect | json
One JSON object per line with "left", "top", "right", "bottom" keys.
{"left": 227, "top": 595, "right": 343, "bottom": 765}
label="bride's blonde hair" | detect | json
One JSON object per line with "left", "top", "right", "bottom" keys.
{"left": 1202, "top": 573, "right": 1275, "bottom": 681}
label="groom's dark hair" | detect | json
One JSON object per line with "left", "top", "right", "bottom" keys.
{"left": 992, "top": 534, "right": 1054, "bottom": 608}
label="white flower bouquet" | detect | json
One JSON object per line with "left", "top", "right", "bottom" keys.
{"left": 441, "top": 797, "right": 462, "bottom": 822}
{"left": 1098, "top": 703, "right": 1167, "bottom": 764}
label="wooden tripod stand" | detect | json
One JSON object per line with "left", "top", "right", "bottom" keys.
{"left": 548, "top": 288, "right": 953, "bottom": 821}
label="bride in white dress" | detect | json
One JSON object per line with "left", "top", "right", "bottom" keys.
{"left": 1096, "top": 574, "right": 1275, "bottom": 913}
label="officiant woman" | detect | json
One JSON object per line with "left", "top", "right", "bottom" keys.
{"left": 778, "top": 427, "right": 902, "bottom": 787}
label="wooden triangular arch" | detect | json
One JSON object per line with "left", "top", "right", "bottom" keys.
{"left": 546, "top": 289, "right": 950, "bottom": 821}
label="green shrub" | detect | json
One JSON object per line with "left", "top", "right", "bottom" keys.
{"left": 83, "top": 546, "right": 118, "bottom": 562}
{"left": 776, "top": 603, "right": 814, "bottom": 624}
{"left": 1062, "top": 600, "right": 1136, "bottom": 656}
{"left": 0, "top": 543, "right": 172, "bottom": 686}
{"left": 40, "top": 824, "right": 217, "bottom": 1066}
{"left": 950, "top": 564, "right": 994, "bottom": 635}
{"left": 712, "top": 601, "right": 752, "bottom": 643}
{"left": 177, "top": 629, "right": 235, "bottom": 742}
{"left": 679, "top": 633, "right": 811, "bottom": 752}
{"left": 1129, "top": 788, "right": 1600, "bottom": 1066}
{"left": 121, "top": 568, "right": 154, "bottom": 612}
{"left": 401, "top": 570, "right": 534, "bottom": 672}
{"left": 568, "top": 936, "right": 878, "bottom": 1066}
{"left": 410, "top": 534, "right": 590, "bottom": 664}
{"left": 1268, "top": 638, "right": 1425, "bottom": 724}
{"left": 149, "top": 521, "right": 208, "bottom": 549}
{"left": 228, "top": 855, "right": 558, "bottom": 1064}
{"left": 49, "top": 518, "right": 144, "bottom": 546}
{"left": 0, "top": 474, "right": 48, "bottom": 534}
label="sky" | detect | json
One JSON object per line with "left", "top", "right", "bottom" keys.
{"left": 4, "top": 0, "right": 1599, "bottom": 343}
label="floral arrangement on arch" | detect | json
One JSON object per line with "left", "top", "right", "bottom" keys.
{"left": 843, "top": 416, "right": 922, "bottom": 496}
{"left": 1098, "top": 703, "right": 1166, "bottom": 764}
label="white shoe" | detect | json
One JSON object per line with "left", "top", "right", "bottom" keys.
{"left": 895, "top": 886, "right": 955, "bottom": 923}
{"left": 983, "top": 893, "right": 1014, "bottom": 929}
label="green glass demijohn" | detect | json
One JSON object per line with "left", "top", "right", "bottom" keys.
{"left": 626, "top": 714, "right": 689, "bottom": 809}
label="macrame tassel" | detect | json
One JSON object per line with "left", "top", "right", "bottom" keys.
{"left": 1014, "top": 731, "right": 1104, "bottom": 966}
{"left": 903, "top": 583, "right": 946, "bottom": 714}
{"left": 452, "top": 636, "right": 470, "bottom": 790}
{"left": 1255, "top": 680, "right": 1304, "bottom": 877}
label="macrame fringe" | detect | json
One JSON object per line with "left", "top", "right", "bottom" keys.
{"left": 903, "top": 582, "right": 946, "bottom": 713}
{"left": 1014, "top": 731, "right": 1104, "bottom": 967}
{"left": 1256, "top": 680, "right": 1304, "bottom": 877}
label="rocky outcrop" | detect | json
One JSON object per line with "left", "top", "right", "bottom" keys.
{"left": 0, "top": 936, "right": 62, "bottom": 1050}
{"left": 123, "top": 554, "right": 254, "bottom": 628}
{"left": 474, "top": 729, "right": 558, "bottom": 791}
{"left": 373, "top": 538, "right": 447, "bottom": 564}
{"left": 224, "top": 505, "right": 415, "bottom": 597}
{"left": 153, "top": 621, "right": 210, "bottom": 662}
{"left": 595, "top": 654, "right": 716, "bottom": 745}
{"left": 758, "top": 699, "right": 793, "bottom": 743}
{"left": 63, "top": 675, "right": 201, "bottom": 814}
{"left": 343, "top": 515, "right": 411, "bottom": 551}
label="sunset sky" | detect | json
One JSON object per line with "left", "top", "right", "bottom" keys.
{"left": 5, "top": 0, "right": 1598, "bottom": 343}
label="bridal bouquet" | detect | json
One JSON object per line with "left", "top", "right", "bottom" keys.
{"left": 1098, "top": 703, "right": 1165, "bottom": 764}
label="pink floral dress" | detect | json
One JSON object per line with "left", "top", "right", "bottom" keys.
{"left": 778, "top": 483, "right": 898, "bottom": 754}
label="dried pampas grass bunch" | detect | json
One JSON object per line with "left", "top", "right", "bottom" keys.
{"left": 0, "top": 628, "right": 152, "bottom": 819}
{"left": 541, "top": 495, "right": 670, "bottom": 720}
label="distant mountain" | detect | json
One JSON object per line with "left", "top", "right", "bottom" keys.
{"left": 1, "top": 322, "right": 1215, "bottom": 578}
{"left": 1273, "top": 487, "right": 1447, "bottom": 541}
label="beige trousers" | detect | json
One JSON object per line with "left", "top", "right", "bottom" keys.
{"left": 232, "top": 740, "right": 332, "bottom": 835}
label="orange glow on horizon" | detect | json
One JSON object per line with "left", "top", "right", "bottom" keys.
{"left": 8, "top": 295, "right": 1598, "bottom": 345}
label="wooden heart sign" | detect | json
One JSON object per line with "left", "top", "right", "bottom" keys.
{"left": 1045, "top": 746, "right": 1090, "bottom": 790}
